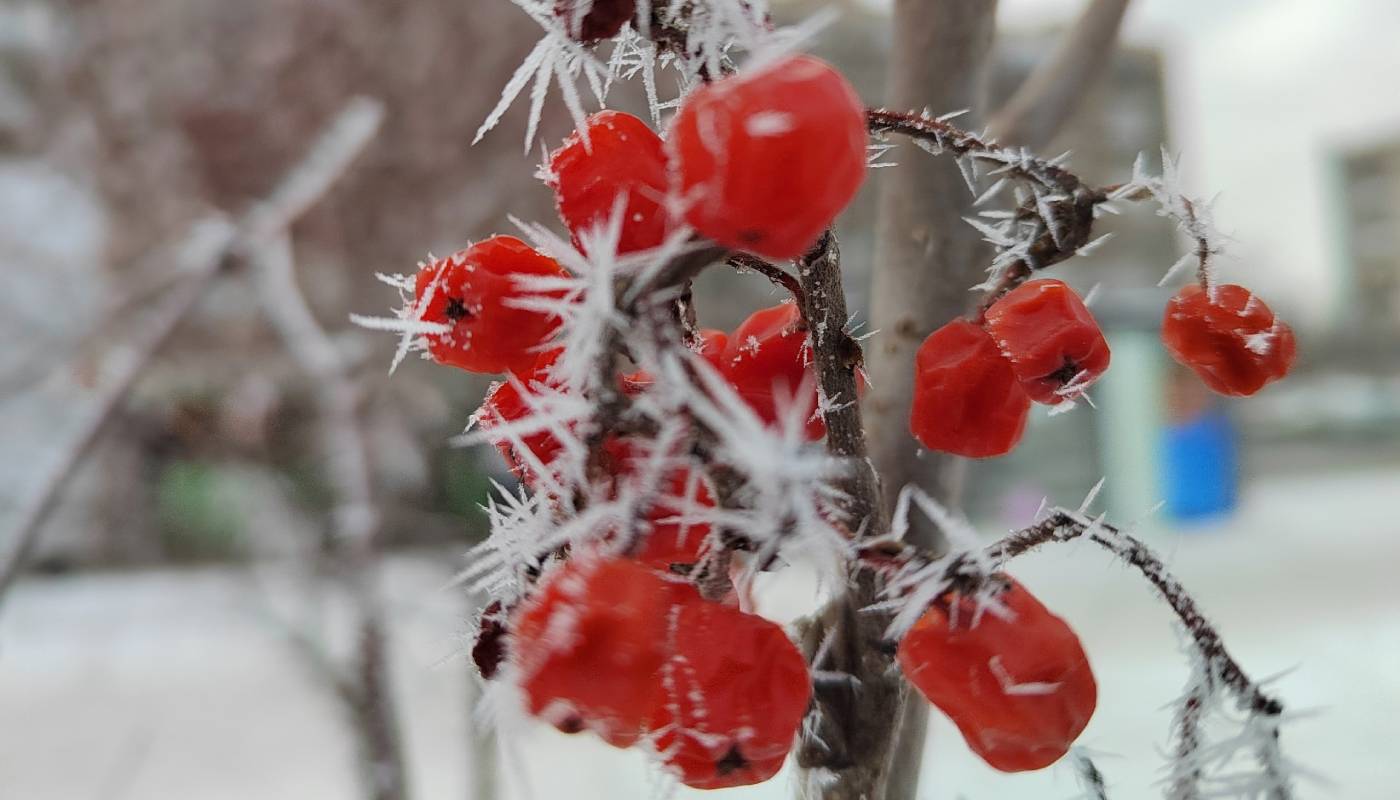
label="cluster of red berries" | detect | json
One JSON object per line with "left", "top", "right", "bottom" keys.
{"left": 504, "top": 555, "right": 812, "bottom": 789}
{"left": 910, "top": 279, "right": 1110, "bottom": 458}
{"left": 897, "top": 578, "right": 1098, "bottom": 772}
{"left": 548, "top": 55, "right": 867, "bottom": 261}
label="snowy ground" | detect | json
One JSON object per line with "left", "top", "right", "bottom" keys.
{"left": 2, "top": 468, "right": 1397, "bottom": 800}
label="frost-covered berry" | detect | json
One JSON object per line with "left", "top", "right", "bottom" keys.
{"left": 646, "top": 589, "right": 811, "bottom": 789}
{"left": 414, "top": 236, "right": 567, "bottom": 374}
{"left": 911, "top": 319, "right": 1031, "bottom": 458}
{"left": 897, "top": 578, "right": 1097, "bottom": 772}
{"left": 983, "top": 279, "right": 1111, "bottom": 405}
{"left": 548, "top": 110, "right": 675, "bottom": 255}
{"left": 1161, "top": 283, "right": 1296, "bottom": 397}
{"left": 474, "top": 349, "right": 568, "bottom": 481}
{"left": 511, "top": 556, "right": 679, "bottom": 747}
{"left": 630, "top": 467, "right": 716, "bottom": 570}
{"left": 721, "top": 302, "right": 824, "bottom": 440}
{"left": 669, "top": 54, "right": 867, "bottom": 260}
{"left": 552, "top": 0, "right": 635, "bottom": 43}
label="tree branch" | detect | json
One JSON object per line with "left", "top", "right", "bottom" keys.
{"left": 793, "top": 231, "right": 903, "bottom": 800}
{"left": 986, "top": 0, "right": 1133, "bottom": 150}
{"left": 255, "top": 231, "right": 409, "bottom": 800}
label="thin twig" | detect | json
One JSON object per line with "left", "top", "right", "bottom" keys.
{"left": 728, "top": 253, "right": 807, "bottom": 310}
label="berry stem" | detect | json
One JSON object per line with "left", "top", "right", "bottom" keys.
{"left": 728, "top": 253, "right": 809, "bottom": 319}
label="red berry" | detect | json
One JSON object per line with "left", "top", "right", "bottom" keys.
{"left": 631, "top": 467, "right": 716, "bottom": 570}
{"left": 694, "top": 328, "right": 729, "bottom": 372}
{"left": 647, "top": 592, "right": 812, "bottom": 789}
{"left": 670, "top": 55, "right": 867, "bottom": 260}
{"left": 414, "top": 236, "right": 568, "bottom": 374}
{"left": 474, "top": 349, "right": 569, "bottom": 481}
{"left": 721, "top": 303, "right": 824, "bottom": 439}
{"left": 548, "top": 111, "right": 674, "bottom": 255}
{"left": 552, "top": 0, "right": 635, "bottom": 43}
{"left": 511, "top": 556, "right": 680, "bottom": 747}
{"left": 1161, "top": 283, "right": 1296, "bottom": 397}
{"left": 984, "top": 279, "right": 1111, "bottom": 405}
{"left": 897, "top": 579, "right": 1097, "bottom": 772}
{"left": 911, "top": 319, "right": 1031, "bottom": 458}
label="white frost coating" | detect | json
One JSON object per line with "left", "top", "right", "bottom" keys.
{"left": 988, "top": 655, "right": 1061, "bottom": 697}
{"left": 744, "top": 110, "right": 796, "bottom": 137}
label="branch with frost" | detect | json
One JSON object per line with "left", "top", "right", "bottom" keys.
{"left": 0, "top": 97, "right": 384, "bottom": 613}
{"left": 1108, "top": 149, "right": 1224, "bottom": 290}
{"left": 858, "top": 491, "right": 1295, "bottom": 800}
{"left": 866, "top": 108, "right": 1112, "bottom": 313}
{"left": 867, "top": 110, "right": 1233, "bottom": 315}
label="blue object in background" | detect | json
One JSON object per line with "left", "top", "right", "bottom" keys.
{"left": 1161, "top": 407, "right": 1239, "bottom": 522}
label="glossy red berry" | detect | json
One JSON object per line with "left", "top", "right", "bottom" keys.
{"left": 1161, "top": 283, "right": 1296, "bottom": 397}
{"left": 511, "top": 556, "right": 679, "bottom": 747}
{"left": 647, "top": 591, "right": 812, "bottom": 789}
{"left": 984, "top": 279, "right": 1111, "bottom": 405}
{"left": 897, "top": 579, "right": 1097, "bottom": 772}
{"left": 721, "top": 302, "right": 823, "bottom": 439}
{"left": 548, "top": 111, "right": 674, "bottom": 255}
{"left": 414, "top": 236, "right": 567, "bottom": 375}
{"left": 670, "top": 55, "right": 867, "bottom": 260}
{"left": 552, "top": 0, "right": 635, "bottom": 43}
{"left": 911, "top": 319, "right": 1031, "bottom": 458}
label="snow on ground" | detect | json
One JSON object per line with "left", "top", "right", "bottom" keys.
{"left": 1, "top": 467, "right": 1397, "bottom": 799}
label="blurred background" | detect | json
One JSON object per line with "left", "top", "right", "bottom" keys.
{"left": 1, "top": 0, "right": 1397, "bottom": 798}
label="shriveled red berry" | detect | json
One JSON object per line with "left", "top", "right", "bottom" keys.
{"left": 984, "top": 279, "right": 1111, "bottom": 405}
{"left": 897, "top": 578, "right": 1097, "bottom": 772}
{"left": 472, "top": 601, "right": 509, "bottom": 680}
{"left": 911, "top": 319, "right": 1031, "bottom": 458}
{"left": 511, "top": 556, "right": 679, "bottom": 747}
{"left": 670, "top": 55, "right": 867, "bottom": 260}
{"left": 414, "top": 236, "right": 567, "bottom": 374}
{"left": 548, "top": 110, "right": 674, "bottom": 255}
{"left": 647, "top": 591, "right": 812, "bottom": 789}
{"left": 1162, "top": 283, "right": 1296, "bottom": 397}
{"left": 552, "top": 0, "right": 635, "bottom": 43}
{"left": 721, "top": 302, "right": 823, "bottom": 439}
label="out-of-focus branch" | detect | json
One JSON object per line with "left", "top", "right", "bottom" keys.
{"left": 0, "top": 97, "right": 384, "bottom": 611}
{"left": 256, "top": 230, "right": 407, "bottom": 800}
{"left": 987, "top": 0, "right": 1133, "bottom": 150}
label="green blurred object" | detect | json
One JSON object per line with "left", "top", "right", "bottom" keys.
{"left": 156, "top": 460, "right": 244, "bottom": 560}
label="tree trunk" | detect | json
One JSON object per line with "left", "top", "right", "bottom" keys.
{"left": 864, "top": 2, "right": 1000, "bottom": 798}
